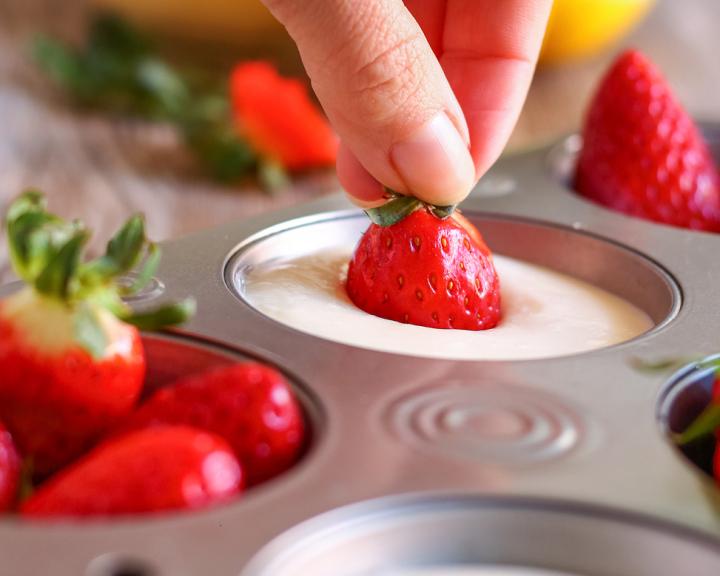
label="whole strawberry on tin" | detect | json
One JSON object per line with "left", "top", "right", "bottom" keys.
{"left": 575, "top": 49, "right": 720, "bottom": 232}
{"left": 0, "top": 191, "right": 194, "bottom": 477}
{"left": 346, "top": 196, "right": 501, "bottom": 331}
{"left": 121, "top": 363, "right": 305, "bottom": 486}
{"left": 22, "top": 426, "right": 243, "bottom": 518}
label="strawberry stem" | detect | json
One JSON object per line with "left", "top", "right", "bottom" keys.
{"left": 364, "top": 189, "right": 457, "bottom": 227}
{"left": 4, "top": 190, "right": 196, "bottom": 355}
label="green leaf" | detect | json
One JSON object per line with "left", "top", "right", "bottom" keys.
{"left": 181, "top": 109, "right": 256, "bottom": 181}
{"left": 74, "top": 303, "right": 108, "bottom": 359}
{"left": 32, "top": 36, "right": 85, "bottom": 96}
{"left": 5, "top": 189, "right": 46, "bottom": 223}
{"left": 430, "top": 204, "right": 457, "bottom": 220}
{"left": 5, "top": 190, "right": 85, "bottom": 284}
{"left": 136, "top": 58, "right": 189, "bottom": 118}
{"left": 629, "top": 356, "right": 698, "bottom": 374}
{"left": 675, "top": 403, "right": 720, "bottom": 445}
{"left": 365, "top": 196, "right": 422, "bottom": 227}
{"left": 82, "top": 214, "right": 146, "bottom": 282}
{"left": 35, "top": 229, "right": 89, "bottom": 299}
{"left": 121, "top": 298, "right": 196, "bottom": 331}
{"left": 122, "top": 242, "right": 161, "bottom": 296}
{"left": 87, "top": 12, "right": 150, "bottom": 60}
{"left": 258, "top": 159, "right": 290, "bottom": 194}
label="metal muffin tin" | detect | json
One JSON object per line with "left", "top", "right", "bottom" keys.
{"left": 2, "top": 125, "right": 720, "bottom": 576}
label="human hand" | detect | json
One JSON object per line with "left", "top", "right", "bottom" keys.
{"left": 262, "top": 0, "right": 552, "bottom": 207}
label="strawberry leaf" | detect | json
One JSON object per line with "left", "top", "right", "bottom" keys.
{"left": 5, "top": 191, "right": 73, "bottom": 282}
{"left": 122, "top": 242, "right": 161, "bottom": 296}
{"left": 4, "top": 190, "right": 196, "bottom": 333}
{"left": 121, "top": 298, "right": 196, "bottom": 331}
{"left": 365, "top": 196, "right": 422, "bottom": 227}
{"left": 35, "top": 229, "right": 89, "bottom": 299}
{"left": 82, "top": 214, "right": 146, "bottom": 285}
{"left": 676, "top": 403, "right": 720, "bottom": 445}
{"left": 74, "top": 303, "right": 108, "bottom": 359}
{"left": 429, "top": 204, "right": 457, "bottom": 220}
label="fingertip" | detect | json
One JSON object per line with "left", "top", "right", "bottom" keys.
{"left": 390, "top": 112, "right": 476, "bottom": 206}
{"left": 336, "top": 143, "right": 387, "bottom": 207}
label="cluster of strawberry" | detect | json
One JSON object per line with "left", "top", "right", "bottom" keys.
{"left": 0, "top": 192, "right": 304, "bottom": 518}
{"left": 576, "top": 50, "right": 720, "bottom": 232}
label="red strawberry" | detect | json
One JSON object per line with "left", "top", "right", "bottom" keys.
{"left": 230, "top": 62, "right": 338, "bottom": 170}
{"left": 0, "top": 421, "right": 21, "bottom": 511}
{"left": 576, "top": 49, "right": 720, "bottom": 232}
{"left": 21, "top": 426, "right": 243, "bottom": 518}
{"left": 0, "top": 191, "right": 194, "bottom": 477}
{"left": 121, "top": 364, "right": 305, "bottom": 486}
{"left": 346, "top": 199, "right": 501, "bottom": 330}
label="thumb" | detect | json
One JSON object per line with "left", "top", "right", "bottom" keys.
{"left": 262, "top": 0, "right": 476, "bottom": 206}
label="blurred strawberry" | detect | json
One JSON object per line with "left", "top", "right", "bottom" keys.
{"left": 0, "top": 421, "right": 21, "bottom": 511}
{"left": 576, "top": 49, "right": 720, "bottom": 232}
{"left": 230, "top": 61, "right": 337, "bottom": 170}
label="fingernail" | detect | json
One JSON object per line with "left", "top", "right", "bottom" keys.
{"left": 390, "top": 111, "right": 476, "bottom": 205}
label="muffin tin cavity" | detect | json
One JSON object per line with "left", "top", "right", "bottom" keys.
{"left": 228, "top": 213, "right": 678, "bottom": 360}
{"left": 241, "top": 496, "right": 720, "bottom": 576}
{"left": 658, "top": 355, "right": 719, "bottom": 480}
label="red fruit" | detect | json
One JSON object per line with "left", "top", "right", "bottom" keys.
{"left": 0, "top": 292, "right": 146, "bottom": 477}
{"left": 576, "top": 49, "right": 720, "bottom": 232}
{"left": 230, "top": 61, "right": 338, "bottom": 170}
{"left": 0, "top": 421, "right": 21, "bottom": 511}
{"left": 713, "top": 377, "right": 720, "bottom": 403}
{"left": 346, "top": 207, "right": 501, "bottom": 330}
{"left": 21, "top": 426, "right": 243, "bottom": 518}
{"left": 0, "top": 191, "right": 194, "bottom": 477}
{"left": 122, "top": 364, "right": 305, "bottom": 486}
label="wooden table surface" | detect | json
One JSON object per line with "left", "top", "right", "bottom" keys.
{"left": 1, "top": 0, "right": 719, "bottom": 284}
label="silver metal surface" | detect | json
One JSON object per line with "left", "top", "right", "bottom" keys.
{"left": 2, "top": 126, "right": 720, "bottom": 576}
{"left": 242, "top": 495, "right": 720, "bottom": 576}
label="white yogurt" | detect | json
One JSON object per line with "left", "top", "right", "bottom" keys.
{"left": 242, "top": 244, "right": 652, "bottom": 361}
{"left": 379, "top": 567, "right": 579, "bottom": 576}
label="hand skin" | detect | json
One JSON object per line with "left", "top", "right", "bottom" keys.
{"left": 262, "top": 0, "right": 552, "bottom": 207}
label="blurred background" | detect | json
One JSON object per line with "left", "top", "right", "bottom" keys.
{"left": 0, "top": 0, "right": 718, "bottom": 282}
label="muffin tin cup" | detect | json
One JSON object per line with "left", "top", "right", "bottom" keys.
{"left": 241, "top": 495, "right": 720, "bottom": 576}
{"left": 2, "top": 125, "right": 720, "bottom": 574}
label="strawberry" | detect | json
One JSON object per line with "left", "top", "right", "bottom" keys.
{"left": 21, "top": 426, "right": 243, "bottom": 518}
{"left": 0, "top": 421, "right": 21, "bottom": 511}
{"left": 230, "top": 62, "right": 338, "bottom": 170}
{"left": 575, "top": 49, "right": 720, "bottom": 232}
{"left": 121, "top": 363, "right": 305, "bottom": 486}
{"left": 0, "top": 191, "right": 194, "bottom": 477}
{"left": 346, "top": 197, "right": 501, "bottom": 330}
